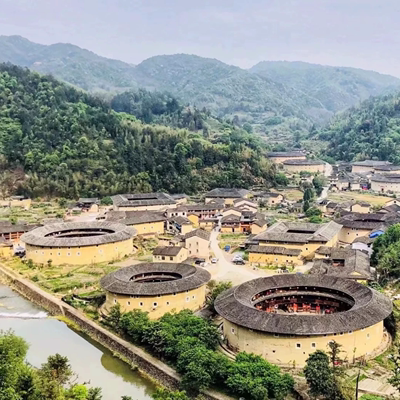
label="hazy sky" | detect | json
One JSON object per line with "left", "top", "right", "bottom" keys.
{"left": 1, "top": 0, "right": 400, "bottom": 76}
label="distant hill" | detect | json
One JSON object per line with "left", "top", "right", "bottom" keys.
{"left": 318, "top": 92, "right": 400, "bottom": 163}
{"left": 249, "top": 61, "right": 400, "bottom": 113}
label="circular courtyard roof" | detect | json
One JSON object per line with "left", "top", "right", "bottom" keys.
{"left": 215, "top": 275, "right": 392, "bottom": 336}
{"left": 21, "top": 221, "right": 135, "bottom": 248}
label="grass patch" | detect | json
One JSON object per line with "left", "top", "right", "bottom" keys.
{"left": 327, "top": 191, "right": 393, "bottom": 206}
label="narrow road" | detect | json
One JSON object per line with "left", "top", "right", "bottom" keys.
{"left": 207, "top": 230, "right": 272, "bottom": 286}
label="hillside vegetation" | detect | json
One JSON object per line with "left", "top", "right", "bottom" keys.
{"left": 0, "top": 63, "right": 277, "bottom": 198}
{"left": 250, "top": 61, "right": 400, "bottom": 114}
{"left": 318, "top": 92, "right": 400, "bottom": 163}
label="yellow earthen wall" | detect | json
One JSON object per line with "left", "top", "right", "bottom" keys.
{"left": 25, "top": 238, "right": 133, "bottom": 265}
{"left": 153, "top": 248, "right": 188, "bottom": 263}
{"left": 350, "top": 204, "right": 370, "bottom": 213}
{"left": 104, "top": 285, "right": 206, "bottom": 319}
{"left": 352, "top": 166, "right": 375, "bottom": 174}
{"left": 185, "top": 236, "right": 210, "bottom": 259}
{"left": 116, "top": 204, "right": 177, "bottom": 211}
{"left": 251, "top": 224, "right": 266, "bottom": 235}
{"left": 220, "top": 226, "right": 241, "bottom": 233}
{"left": 371, "top": 180, "right": 400, "bottom": 194}
{"left": 283, "top": 164, "right": 325, "bottom": 174}
{"left": 268, "top": 156, "right": 306, "bottom": 164}
{"left": 223, "top": 319, "right": 384, "bottom": 367}
{"left": 131, "top": 221, "right": 165, "bottom": 236}
{"left": 248, "top": 252, "right": 303, "bottom": 266}
{"left": 338, "top": 227, "right": 372, "bottom": 244}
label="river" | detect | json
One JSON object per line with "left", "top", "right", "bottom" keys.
{"left": 0, "top": 284, "right": 156, "bottom": 400}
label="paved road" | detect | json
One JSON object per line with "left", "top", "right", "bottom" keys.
{"left": 207, "top": 230, "right": 272, "bottom": 286}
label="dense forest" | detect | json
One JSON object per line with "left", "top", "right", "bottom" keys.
{"left": 318, "top": 92, "right": 400, "bottom": 163}
{"left": 0, "top": 63, "right": 278, "bottom": 198}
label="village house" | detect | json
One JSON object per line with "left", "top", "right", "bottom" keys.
{"left": 152, "top": 246, "right": 188, "bottom": 263}
{"left": 106, "top": 210, "right": 166, "bottom": 236}
{"left": 112, "top": 192, "right": 177, "bottom": 211}
{"left": 282, "top": 159, "right": 325, "bottom": 174}
{"left": 167, "top": 216, "right": 194, "bottom": 235}
{"left": 252, "top": 192, "right": 284, "bottom": 206}
{"left": 373, "top": 165, "right": 400, "bottom": 175}
{"left": 204, "top": 188, "right": 250, "bottom": 206}
{"left": 232, "top": 198, "right": 258, "bottom": 212}
{"left": 0, "top": 196, "right": 32, "bottom": 210}
{"left": 250, "top": 221, "right": 342, "bottom": 260}
{"left": 335, "top": 211, "right": 400, "bottom": 244}
{"left": 311, "top": 247, "right": 372, "bottom": 282}
{"left": 351, "top": 160, "right": 391, "bottom": 174}
{"left": 267, "top": 151, "right": 306, "bottom": 164}
{"left": 248, "top": 245, "right": 302, "bottom": 266}
{"left": 182, "top": 229, "right": 211, "bottom": 259}
{"left": 76, "top": 198, "right": 99, "bottom": 213}
{"left": 370, "top": 174, "right": 400, "bottom": 194}
{"left": 0, "top": 221, "right": 39, "bottom": 243}
{"left": 352, "top": 235, "right": 376, "bottom": 257}
{"left": 170, "top": 194, "right": 190, "bottom": 204}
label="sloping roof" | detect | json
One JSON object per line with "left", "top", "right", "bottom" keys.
{"left": 252, "top": 218, "right": 267, "bottom": 227}
{"left": 100, "top": 263, "right": 210, "bottom": 296}
{"left": 169, "top": 216, "right": 192, "bottom": 225}
{"left": 221, "top": 215, "right": 241, "bottom": 223}
{"left": 254, "top": 191, "right": 283, "bottom": 198}
{"left": 335, "top": 211, "right": 400, "bottom": 230}
{"left": 267, "top": 151, "right": 306, "bottom": 158}
{"left": 180, "top": 203, "right": 224, "bottom": 212}
{"left": 112, "top": 193, "right": 176, "bottom": 207}
{"left": 283, "top": 159, "right": 324, "bottom": 166}
{"left": 78, "top": 198, "right": 98, "bottom": 204}
{"left": 253, "top": 221, "right": 342, "bottom": 244}
{"left": 233, "top": 198, "right": 257, "bottom": 206}
{"left": 205, "top": 188, "right": 249, "bottom": 198}
{"left": 0, "top": 224, "right": 39, "bottom": 234}
{"left": 170, "top": 194, "right": 190, "bottom": 199}
{"left": 153, "top": 246, "right": 184, "bottom": 256}
{"left": 371, "top": 174, "right": 400, "bottom": 183}
{"left": 21, "top": 221, "right": 135, "bottom": 248}
{"left": 215, "top": 275, "right": 391, "bottom": 335}
{"left": 374, "top": 165, "right": 400, "bottom": 171}
{"left": 248, "top": 245, "right": 301, "bottom": 256}
{"left": 183, "top": 229, "right": 211, "bottom": 241}
{"left": 383, "top": 204, "right": 400, "bottom": 213}
{"left": 352, "top": 160, "right": 391, "bottom": 167}
{"left": 107, "top": 211, "right": 166, "bottom": 225}
{"left": 311, "top": 248, "right": 372, "bottom": 280}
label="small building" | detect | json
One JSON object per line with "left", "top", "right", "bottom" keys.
{"left": 282, "top": 159, "right": 325, "bottom": 174}
{"left": 312, "top": 247, "right": 372, "bottom": 282}
{"left": 253, "top": 192, "right": 284, "bottom": 206}
{"left": 371, "top": 174, "right": 400, "bottom": 194}
{"left": 352, "top": 235, "right": 376, "bottom": 256}
{"left": 374, "top": 165, "right": 400, "bottom": 175}
{"left": 0, "top": 237, "right": 13, "bottom": 259}
{"left": 204, "top": 188, "right": 250, "bottom": 206}
{"left": 0, "top": 196, "right": 31, "bottom": 210}
{"left": 183, "top": 229, "right": 211, "bottom": 259}
{"left": 112, "top": 193, "right": 177, "bottom": 211}
{"left": 252, "top": 221, "right": 342, "bottom": 259}
{"left": 232, "top": 198, "right": 258, "bottom": 212}
{"left": 221, "top": 207, "right": 242, "bottom": 218}
{"left": 221, "top": 215, "right": 241, "bottom": 233}
{"left": 198, "top": 218, "right": 216, "bottom": 231}
{"left": 77, "top": 198, "right": 99, "bottom": 213}
{"left": 248, "top": 245, "right": 302, "bottom": 266}
{"left": 267, "top": 151, "right": 306, "bottom": 165}
{"left": 350, "top": 201, "right": 371, "bottom": 213}
{"left": 107, "top": 211, "right": 165, "bottom": 236}
{"left": 101, "top": 263, "right": 211, "bottom": 319}
{"left": 251, "top": 218, "right": 267, "bottom": 235}
{"left": 351, "top": 160, "right": 391, "bottom": 174}
{"left": 152, "top": 246, "right": 188, "bottom": 263}
{"left": 335, "top": 212, "right": 400, "bottom": 244}
{"left": 0, "top": 222, "right": 39, "bottom": 243}
{"left": 187, "top": 213, "right": 199, "bottom": 227}
{"left": 215, "top": 275, "right": 392, "bottom": 367}
{"left": 167, "top": 216, "right": 193, "bottom": 235}
{"left": 170, "top": 194, "right": 189, "bottom": 204}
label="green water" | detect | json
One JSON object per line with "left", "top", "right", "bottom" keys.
{"left": 0, "top": 284, "right": 156, "bottom": 400}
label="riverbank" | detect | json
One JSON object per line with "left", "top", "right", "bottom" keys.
{"left": 0, "top": 263, "right": 230, "bottom": 400}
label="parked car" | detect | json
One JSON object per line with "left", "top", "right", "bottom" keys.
{"left": 194, "top": 258, "right": 206, "bottom": 265}
{"left": 233, "top": 259, "right": 245, "bottom": 265}
{"left": 211, "top": 258, "right": 218, "bottom": 264}
{"left": 232, "top": 254, "right": 243, "bottom": 261}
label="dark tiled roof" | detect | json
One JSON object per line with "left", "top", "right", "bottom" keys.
{"left": 371, "top": 174, "right": 400, "bottom": 183}
{"left": 253, "top": 221, "right": 342, "bottom": 244}
{"left": 374, "top": 165, "right": 400, "bottom": 171}
{"left": 267, "top": 151, "right": 306, "bottom": 158}
{"left": 0, "top": 224, "right": 39, "bottom": 234}
{"left": 283, "top": 159, "right": 325, "bottom": 166}
{"left": 170, "top": 194, "right": 189, "bottom": 199}
{"left": 169, "top": 216, "right": 192, "bottom": 225}
{"left": 248, "top": 245, "right": 301, "bottom": 256}
{"left": 21, "top": 221, "right": 135, "bottom": 248}
{"left": 180, "top": 204, "right": 224, "bottom": 212}
{"left": 153, "top": 246, "right": 184, "bottom": 256}
{"left": 215, "top": 275, "right": 391, "bottom": 335}
{"left": 383, "top": 204, "right": 400, "bottom": 213}
{"left": 112, "top": 193, "right": 176, "bottom": 207}
{"left": 78, "top": 198, "right": 99, "bottom": 204}
{"left": 221, "top": 215, "right": 241, "bottom": 223}
{"left": 205, "top": 188, "right": 249, "bottom": 198}
{"left": 311, "top": 248, "right": 372, "bottom": 280}
{"left": 352, "top": 160, "right": 391, "bottom": 167}
{"left": 335, "top": 211, "right": 400, "bottom": 230}
{"left": 101, "top": 263, "right": 210, "bottom": 296}
{"left": 233, "top": 198, "right": 257, "bottom": 206}
{"left": 183, "top": 228, "right": 211, "bottom": 241}
{"left": 254, "top": 191, "right": 282, "bottom": 198}
{"left": 107, "top": 211, "right": 166, "bottom": 225}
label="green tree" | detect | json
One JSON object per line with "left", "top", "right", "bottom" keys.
{"left": 304, "top": 350, "right": 345, "bottom": 400}
{"left": 152, "top": 388, "right": 189, "bottom": 400}
{"left": 305, "top": 207, "right": 322, "bottom": 217}
{"left": 312, "top": 174, "right": 326, "bottom": 196}
{"left": 100, "top": 196, "right": 113, "bottom": 206}
{"left": 275, "top": 173, "right": 289, "bottom": 186}
{"left": 206, "top": 281, "right": 232, "bottom": 312}
{"left": 303, "top": 200, "right": 310, "bottom": 212}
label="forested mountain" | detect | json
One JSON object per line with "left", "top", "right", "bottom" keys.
{"left": 0, "top": 63, "right": 277, "bottom": 198}
{"left": 317, "top": 92, "right": 400, "bottom": 163}
{"left": 0, "top": 36, "right": 324, "bottom": 134}
{"left": 250, "top": 61, "right": 400, "bottom": 113}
